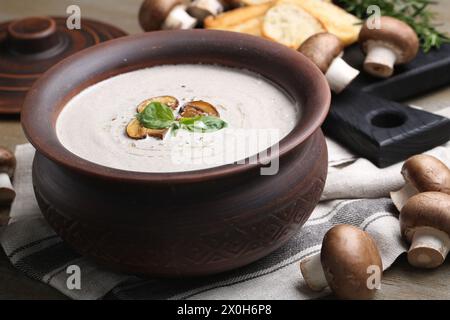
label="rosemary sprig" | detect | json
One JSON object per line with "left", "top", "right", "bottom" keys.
{"left": 337, "top": 0, "right": 450, "bottom": 52}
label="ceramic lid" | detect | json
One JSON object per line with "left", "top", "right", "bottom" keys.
{"left": 0, "top": 16, "right": 127, "bottom": 114}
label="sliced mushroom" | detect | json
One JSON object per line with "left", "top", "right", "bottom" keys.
{"left": 139, "top": 0, "right": 198, "bottom": 32}
{"left": 400, "top": 192, "right": 450, "bottom": 269}
{"left": 187, "top": 0, "right": 225, "bottom": 21}
{"left": 390, "top": 155, "right": 450, "bottom": 211}
{"left": 137, "top": 96, "right": 179, "bottom": 113}
{"left": 0, "top": 147, "right": 16, "bottom": 206}
{"left": 179, "top": 100, "right": 220, "bottom": 118}
{"left": 126, "top": 119, "right": 168, "bottom": 140}
{"left": 127, "top": 96, "right": 178, "bottom": 140}
{"left": 298, "top": 33, "right": 359, "bottom": 93}
{"left": 359, "top": 16, "right": 419, "bottom": 78}
{"left": 300, "top": 224, "right": 382, "bottom": 299}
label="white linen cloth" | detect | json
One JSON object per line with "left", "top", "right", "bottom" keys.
{"left": 1, "top": 108, "right": 449, "bottom": 300}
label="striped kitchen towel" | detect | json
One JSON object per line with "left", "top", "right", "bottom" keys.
{"left": 1, "top": 108, "right": 449, "bottom": 300}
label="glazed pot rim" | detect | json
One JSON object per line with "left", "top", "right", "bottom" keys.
{"left": 21, "top": 30, "right": 330, "bottom": 184}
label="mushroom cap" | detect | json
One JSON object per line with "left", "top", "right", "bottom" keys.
{"left": 139, "top": 0, "right": 184, "bottom": 31}
{"left": 180, "top": 100, "right": 220, "bottom": 117}
{"left": 401, "top": 155, "right": 450, "bottom": 194}
{"left": 321, "top": 224, "right": 382, "bottom": 300}
{"left": 400, "top": 192, "right": 450, "bottom": 242}
{"left": 0, "top": 147, "right": 16, "bottom": 178}
{"left": 221, "top": 0, "right": 242, "bottom": 8}
{"left": 359, "top": 16, "right": 419, "bottom": 64}
{"left": 298, "top": 33, "right": 344, "bottom": 74}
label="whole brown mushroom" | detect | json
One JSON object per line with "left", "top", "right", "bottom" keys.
{"left": 139, "top": 0, "right": 197, "bottom": 32}
{"left": 359, "top": 16, "right": 419, "bottom": 78}
{"left": 390, "top": 155, "right": 450, "bottom": 211}
{"left": 400, "top": 192, "right": 450, "bottom": 269}
{"left": 187, "top": 0, "right": 225, "bottom": 21}
{"left": 0, "top": 147, "right": 16, "bottom": 205}
{"left": 298, "top": 33, "right": 360, "bottom": 93}
{"left": 222, "top": 0, "right": 244, "bottom": 7}
{"left": 300, "top": 224, "right": 383, "bottom": 299}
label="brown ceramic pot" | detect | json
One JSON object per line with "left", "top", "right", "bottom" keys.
{"left": 21, "top": 30, "right": 330, "bottom": 277}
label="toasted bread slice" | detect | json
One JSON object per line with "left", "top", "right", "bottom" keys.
{"left": 209, "top": 16, "right": 263, "bottom": 36}
{"left": 279, "top": 0, "right": 361, "bottom": 45}
{"left": 229, "top": 17, "right": 264, "bottom": 36}
{"left": 204, "top": 2, "right": 273, "bottom": 29}
{"left": 262, "top": 3, "right": 325, "bottom": 48}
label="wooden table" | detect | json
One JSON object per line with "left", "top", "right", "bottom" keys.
{"left": 1, "top": 0, "right": 450, "bottom": 300}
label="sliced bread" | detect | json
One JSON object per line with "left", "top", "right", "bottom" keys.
{"left": 280, "top": 0, "right": 361, "bottom": 45}
{"left": 204, "top": 2, "right": 273, "bottom": 29}
{"left": 262, "top": 3, "right": 325, "bottom": 48}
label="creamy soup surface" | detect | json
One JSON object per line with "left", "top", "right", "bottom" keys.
{"left": 56, "top": 64, "right": 299, "bottom": 173}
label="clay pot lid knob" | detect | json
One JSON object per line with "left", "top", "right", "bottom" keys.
{"left": 390, "top": 155, "right": 450, "bottom": 211}
{"left": 139, "top": 0, "right": 198, "bottom": 32}
{"left": 359, "top": 16, "right": 419, "bottom": 78}
{"left": 300, "top": 224, "right": 383, "bottom": 299}
{"left": 187, "top": 0, "right": 225, "bottom": 21}
{"left": 400, "top": 192, "right": 450, "bottom": 269}
{"left": 298, "top": 33, "right": 360, "bottom": 93}
{"left": 7, "top": 16, "right": 60, "bottom": 54}
{"left": 0, "top": 147, "right": 16, "bottom": 205}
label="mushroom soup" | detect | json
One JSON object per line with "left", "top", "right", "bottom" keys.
{"left": 56, "top": 64, "right": 298, "bottom": 173}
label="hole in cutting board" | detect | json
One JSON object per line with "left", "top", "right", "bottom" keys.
{"left": 371, "top": 111, "right": 407, "bottom": 128}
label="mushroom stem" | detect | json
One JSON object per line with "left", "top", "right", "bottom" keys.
{"left": 408, "top": 226, "right": 450, "bottom": 269}
{"left": 325, "top": 57, "right": 360, "bottom": 93}
{"left": 0, "top": 172, "right": 15, "bottom": 205}
{"left": 390, "top": 182, "right": 419, "bottom": 212}
{"left": 188, "top": 0, "right": 224, "bottom": 20}
{"left": 162, "top": 5, "right": 198, "bottom": 30}
{"left": 364, "top": 44, "right": 397, "bottom": 78}
{"left": 300, "top": 253, "right": 328, "bottom": 291}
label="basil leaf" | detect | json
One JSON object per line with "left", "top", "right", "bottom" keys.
{"left": 170, "top": 122, "right": 180, "bottom": 137}
{"left": 136, "top": 102, "right": 175, "bottom": 129}
{"left": 201, "top": 116, "right": 228, "bottom": 131}
{"left": 179, "top": 116, "right": 227, "bottom": 133}
{"left": 134, "top": 101, "right": 227, "bottom": 134}
{"left": 178, "top": 116, "right": 202, "bottom": 126}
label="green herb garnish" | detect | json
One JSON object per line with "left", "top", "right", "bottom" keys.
{"left": 136, "top": 102, "right": 175, "bottom": 129}
{"left": 179, "top": 116, "right": 228, "bottom": 133}
{"left": 136, "top": 102, "right": 227, "bottom": 134}
{"left": 338, "top": 0, "right": 450, "bottom": 52}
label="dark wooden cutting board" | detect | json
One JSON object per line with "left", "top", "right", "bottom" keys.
{"left": 323, "top": 44, "right": 450, "bottom": 168}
